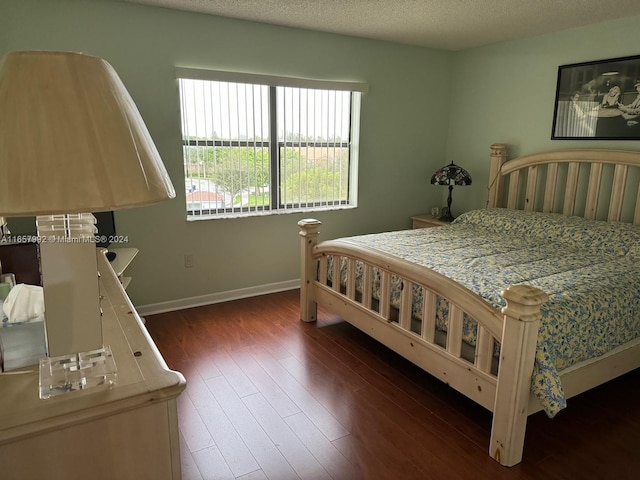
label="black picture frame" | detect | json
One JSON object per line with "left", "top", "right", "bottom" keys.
{"left": 551, "top": 54, "right": 640, "bottom": 140}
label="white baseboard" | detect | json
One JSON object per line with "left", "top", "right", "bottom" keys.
{"left": 136, "top": 279, "right": 301, "bottom": 317}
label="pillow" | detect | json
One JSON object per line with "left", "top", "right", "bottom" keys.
{"left": 454, "top": 208, "right": 640, "bottom": 257}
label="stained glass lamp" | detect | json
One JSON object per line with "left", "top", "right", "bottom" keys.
{"left": 430, "top": 161, "right": 472, "bottom": 222}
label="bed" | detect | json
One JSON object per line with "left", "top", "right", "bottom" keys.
{"left": 297, "top": 144, "right": 640, "bottom": 466}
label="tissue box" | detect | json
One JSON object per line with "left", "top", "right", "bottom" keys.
{"left": 0, "top": 321, "right": 47, "bottom": 371}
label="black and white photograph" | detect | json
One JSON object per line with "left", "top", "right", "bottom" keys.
{"left": 552, "top": 54, "right": 640, "bottom": 139}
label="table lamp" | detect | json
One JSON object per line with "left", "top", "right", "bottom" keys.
{"left": 0, "top": 216, "right": 9, "bottom": 243}
{"left": 430, "top": 161, "right": 472, "bottom": 222}
{"left": 0, "top": 51, "right": 175, "bottom": 397}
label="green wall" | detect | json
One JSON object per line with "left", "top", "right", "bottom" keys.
{"left": 1, "top": 0, "right": 451, "bottom": 308}
{"left": 4, "top": 1, "right": 640, "bottom": 310}
{"left": 447, "top": 15, "right": 640, "bottom": 213}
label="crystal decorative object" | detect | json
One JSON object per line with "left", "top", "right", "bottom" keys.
{"left": 39, "top": 345, "right": 117, "bottom": 399}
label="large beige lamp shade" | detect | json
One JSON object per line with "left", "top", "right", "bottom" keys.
{"left": 0, "top": 51, "right": 175, "bottom": 215}
{"left": 0, "top": 51, "right": 174, "bottom": 394}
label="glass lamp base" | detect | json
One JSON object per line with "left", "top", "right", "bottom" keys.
{"left": 438, "top": 206, "right": 455, "bottom": 223}
{"left": 39, "top": 345, "right": 117, "bottom": 399}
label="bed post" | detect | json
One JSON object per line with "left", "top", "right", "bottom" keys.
{"left": 488, "top": 144, "right": 508, "bottom": 208}
{"left": 490, "top": 284, "right": 548, "bottom": 466}
{"left": 298, "top": 219, "right": 321, "bottom": 322}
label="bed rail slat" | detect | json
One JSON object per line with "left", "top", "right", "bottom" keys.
{"left": 331, "top": 256, "right": 341, "bottom": 293}
{"left": 446, "top": 304, "right": 463, "bottom": 357}
{"left": 542, "top": 163, "right": 558, "bottom": 213}
{"left": 608, "top": 164, "right": 628, "bottom": 222}
{"left": 362, "top": 264, "right": 373, "bottom": 309}
{"left": 475, "top": 325, "right": 494, "bottom": 374}
{"left": 379, "top": 271, "right": 391, "bottom": 319}
{"left": 585, "top": 163, "right": 603, "bottom": 220}
{"left": 524, "top": 166, "right": 538, "bottom": 211}
{"left": 422, "top": 290, "right": 436, "bottom": 343}
{"left": 507, "top": 170, "right": 520, "bottom": 209}
{"left": 346, "top": 258, "right": 356, "bottom": 300}
{"left": 563, "top": 162, "right": 580, "bottom": 216}
{"left": 399, "top": 280, "right": 412, "bottom": 330}
{"left": 319, "top": 256, "right": 328, "bottom": 285}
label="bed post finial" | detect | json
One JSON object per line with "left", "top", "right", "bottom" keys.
{"left": 490, "top": 284, "right": 548, "bottom": 466}
{"left": 298, "top": 219, "right": 322, "bottom": 322}
{"left": 488, "top": 144, "right": 508, "bottom": 209}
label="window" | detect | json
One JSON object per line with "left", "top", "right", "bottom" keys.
{"left": 177, "top": 69, "right": 365, "bottom": 218}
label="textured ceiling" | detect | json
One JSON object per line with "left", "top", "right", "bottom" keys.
{"left": 121, "top": 0, "right": 640, "bottom": 50}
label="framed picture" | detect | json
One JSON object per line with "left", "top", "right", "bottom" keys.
{"left": 551, "top": 54, "right": 640, "bottom": 140}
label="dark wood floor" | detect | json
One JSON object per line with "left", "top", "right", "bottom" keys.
{"left": 145, "top": 289, "right": 640, "bottom": 480}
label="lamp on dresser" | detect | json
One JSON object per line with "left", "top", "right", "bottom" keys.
{"left": 0, "top": 51, "right": 175, "bottom": 397}
{"left": 430, "top": 161, "right": 472, "bottom": 222}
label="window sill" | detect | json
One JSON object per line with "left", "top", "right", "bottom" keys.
{"left": 186, "top": 204, "right": 357, "bottom": 221}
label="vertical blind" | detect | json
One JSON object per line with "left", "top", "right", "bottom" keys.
{"left": 177, "top": 68, "right": 366, "bottom": 218}
{"left": 180, "top": 79, "right": 270, "bottom": 216}
{"left": 277, "top": 86, "right": 352, "bottom": 211}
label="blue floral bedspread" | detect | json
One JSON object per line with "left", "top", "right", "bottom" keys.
{"left": 338, "top": 209, "right": 640, "bottom": 417}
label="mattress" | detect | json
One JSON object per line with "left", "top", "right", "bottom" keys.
{"left": 333, "top": 208, "right": 640, "bottom": 416}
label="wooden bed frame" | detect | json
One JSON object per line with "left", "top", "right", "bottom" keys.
{"left": 298, "top": 144, "right": 640, "bottom": 466}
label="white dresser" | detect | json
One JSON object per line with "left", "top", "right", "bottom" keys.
{"left": 0, "top": 250, "right": 186, "bottom": 479}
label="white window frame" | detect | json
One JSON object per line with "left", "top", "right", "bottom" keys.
{"left": 176, "top": 68, "right": 367, "bottom": 219}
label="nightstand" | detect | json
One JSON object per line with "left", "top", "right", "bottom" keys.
{"left": 411, "top": 214, "right": 450, "bottom": 229}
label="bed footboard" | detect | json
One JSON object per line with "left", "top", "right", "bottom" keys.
{"left": 298, "top": 219, "right": 548, "bottom": 466}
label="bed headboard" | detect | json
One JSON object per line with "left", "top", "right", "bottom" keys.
{"left": 487, "top": 144, "right": 640, "bottom": 225}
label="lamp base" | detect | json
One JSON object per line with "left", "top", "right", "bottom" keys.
{"left": 37, "top": 213, "right": 103, "bottom": 357}
{"left": 438, "top": 207, "right": 455, "bottom": 223}
{"left": 39, "top": 345, "right": 117, "bottom": 399}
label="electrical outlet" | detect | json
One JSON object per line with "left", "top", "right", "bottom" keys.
{"left": 184, "top": 253, "right": 194, "bottom": 268}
